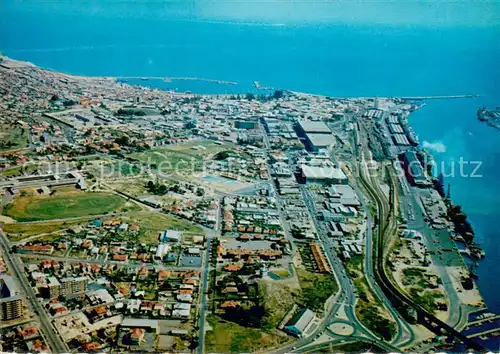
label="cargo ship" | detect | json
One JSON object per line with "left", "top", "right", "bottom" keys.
{"left": 477, "top": 107, "right": 500, "bottom": 130}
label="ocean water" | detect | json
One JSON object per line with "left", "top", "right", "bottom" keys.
{"left": 1, "top": 2, "right": 499, "bottom": 312}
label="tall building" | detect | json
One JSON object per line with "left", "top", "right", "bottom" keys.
{"left": 0, "top": 275, "right": 23, "bottom": 321}
{"left": 46, "top": 276, "right": 61, "bottom": 298}
{"left": 60, "top": 276, "right": 88, "bottom": 296}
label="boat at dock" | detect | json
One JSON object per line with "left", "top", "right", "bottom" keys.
{"left": 477, "top": 107, "right": 500, "bottom": 130}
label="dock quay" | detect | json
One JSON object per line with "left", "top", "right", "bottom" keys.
{"left": 254, "top": 81, "right": 274, "bottom": 90}
{"left": 401, "top": 94, "right": 481, "bottom": 100}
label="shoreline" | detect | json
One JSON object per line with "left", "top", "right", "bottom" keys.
{"left": 0, "top": 53, "right": 491, "bottom": 309}
{"left": 0, "top": 54, "right": 483, "bottom": 101}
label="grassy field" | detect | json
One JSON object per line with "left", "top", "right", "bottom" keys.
{"left": 205, "top": 315, "right": 290, "bottom": 353}
{"left": 3, "top": 219, "right": 88, "bottom": 241}
{"left": 0, "top": 125, "right": 28, "bottom": 152}
{"left": 402, "top": 267, "right": 436, "bottom": 288}
{"left": 409, "top": 288, "right": 444, "bottom": 314}
{"left": 128, "top": 140, "right": 234, "bottom": 175}
{"left": 259, "top": 279, "right": 299, "bottom": 329}
{"left": 1, "top": 164, "right": 39, "bottom": 177}
{"left": 116, "top": 161, "right": 142, "bottom": 176}
{"left": 93, "top": 161, "right": 143, "bottom": 178}
{"left": 122, "top": 212, "right": 203, "bottom": 243}
{"left": 4, "top": 190, "right": 132, "bottom": 221}
{"left": 106, "top": 177, "right": 151, "bottom": 196}
{"left": 106, "top": 177, "right": 175, "bottom": 201}
{"left": 296, "top": 268, "right": 338, "bottom": 313}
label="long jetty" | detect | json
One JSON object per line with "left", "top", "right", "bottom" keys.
{"left": 115, "top": 76, "right": 238, "bottom": 85}
{"left": 400, "top": 94, "right": 482, "bottom": 100}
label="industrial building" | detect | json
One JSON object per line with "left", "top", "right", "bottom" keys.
{"left": 303, "top": 133, "right": 336, "bottom": 152}
{"left": 399, "top": 151, "right": 430, "bottom": 186}
{"left": 295, "top": 120, "right": 335, "bottom": 152}
{"left": 155, "top": 243, "right": 170, "bottom": 260}
{"left": 392, "top": 134, "right": 410, "bottom": 146}
{"left": 0, "top": 275, "right": 23, "bottom": 321}
{"left": 159, "top": 230, "right": 182, "bottom": 243}
{"left": 296, "top": 120, "right": 332, "bottom": 135}
{"left": 235, "top": 120, "right": 258, "bottom": 130}
{"left": 386, "top": 116, "right": 399, "bottom": 124}
{"left": 299, "top": 159, "right": 348, "bottom": 184}
{"left": 327, "top": 185, "right": 360, "bottom": 207}
{"left": 284, "top": 308, "right": 316, "bottom": 337}
{"left": 389, "top": 124, "right": 404, "bottom": 134}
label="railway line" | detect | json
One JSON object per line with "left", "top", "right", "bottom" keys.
{"left": 358, "top": 155, "right": 483, "bottom": 351}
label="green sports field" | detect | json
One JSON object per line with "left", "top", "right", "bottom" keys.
{"left": 4, "top": 191, "right": 131, "bottom": 221}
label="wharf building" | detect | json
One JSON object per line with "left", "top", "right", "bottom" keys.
{"left": 399, "top": 151, "right": 431, "bottom": 187}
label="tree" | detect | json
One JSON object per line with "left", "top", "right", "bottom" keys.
{"left": 158, "top": 184, "right": 168, "bottom": 195}
{"left": 63, "top": 99, "right": 78, "bottom": 107}
{"left": 114, "top": 135, "right": 130, "bottom": 146}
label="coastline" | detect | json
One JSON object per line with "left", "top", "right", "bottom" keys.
{"left": 407, "top": 94, "right": 500, "bottom": 311}
{"left": 0, "top": 54, "right": 493, "bottom": 313}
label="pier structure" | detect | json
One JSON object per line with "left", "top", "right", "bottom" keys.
{"left": 114, "top": 76, "right": 238, "bottom": 85}
{"left": 254, "top": 81, "right": 275, "bottom": 90}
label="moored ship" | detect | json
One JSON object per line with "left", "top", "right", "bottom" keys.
{"left": 477, "top": 107, "right": 500, "bottom": 129}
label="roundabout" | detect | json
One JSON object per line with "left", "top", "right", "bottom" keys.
{"left": 328, "top": 322, "right": 355, "bottom": 337}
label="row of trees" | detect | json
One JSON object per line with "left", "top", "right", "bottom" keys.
{"left": 116, "top": 108, "right": 146, "bottom": 116}
{"left": 145, "top": 180, "right": 205, "bottom": 196}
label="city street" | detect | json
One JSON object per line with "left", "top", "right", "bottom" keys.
{"left": 0, "top": 230, "right": 69, "bottom": 353}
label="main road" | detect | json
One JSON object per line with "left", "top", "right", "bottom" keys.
{"left": 0, "top": 229, "right": 69, "bottom": 353}
{"left": 261, "top": 124, "right": 384, "bottom": 353}
{"left": 273, "top": 185, "right": 379, "bottom": 354}
{"left": 196, "top": 197, "right": 221, "bottom": 354}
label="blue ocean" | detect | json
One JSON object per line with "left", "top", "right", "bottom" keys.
{"left": 1, "top": 2, "right": 499, "bottom": 312}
